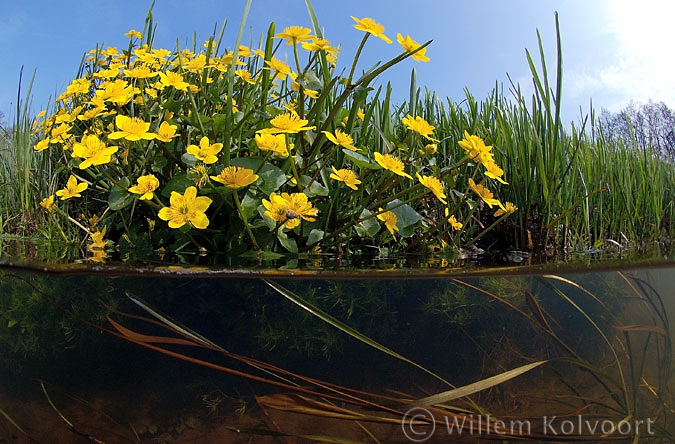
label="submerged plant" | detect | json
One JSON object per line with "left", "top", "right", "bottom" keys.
{"left": 31, "top": 2, "right": 515, "bottom": 260}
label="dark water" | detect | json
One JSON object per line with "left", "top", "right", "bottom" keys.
{"left": 0, "top": 249, "right": 674, "bottom": 442}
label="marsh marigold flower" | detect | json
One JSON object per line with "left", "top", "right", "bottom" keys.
{"left": 108, "top": 115, "right": 156, "bottom": 141}
{"left": 156, "top": 121, "right": 178, "bottom": 142}
{"left": 56, "top": 175, "right": 88, "bottom": 200}
{"left": 374, "top": 152, "right": 412, "bottom": 179}
{"left": 483, "top": 160, "right": 508, "bottom": 184}
{"left": 351, "top": 16, "right": 392, "bottom": 43}
{"left": 34, "top": 138, "right": 50, "bottom": 152}
{"left": 40, "top": 195, "right": 55, "bottom": 212}
{"left": 186, "top": 136, "right": 223, "bottom": 164}
{"left": 158, "top": 71, "right": 191, "bottom": 91}
{"left": 128, "top": 174, "right": 159, "bottom": 200}
{"left": 258, "top": 112, "right": 316, "bottom": 134}
{"left": 255, "top": 133, "right": 291, "bottom": 157}
{"left": 401, "top": 115, "right": 438, "bottom": 142}
{"left": 458, "top": 131, "right": 494, "bottom": 167}
{"left": 264, "top": 57, "right": 295, "bottom": 81}
{"left": 262, "top": 192, "right": 318, "bottom": 229}
{"left": 377, "top": 208, "right": 398, "bottom": 235}
{"left": 330, "top": 166, "right": 361, "bottom": 190}
{"left": 323, "top": 129, "right": 357, "bottom": 151}
{"left": 276, "top": 26, "right": 313, "bottom": 45}
{"left": 447, "top": 213, "right": 463, "bottom": 231}
{"left": 416, "top": 173, "right": 447, "bottom": 204}
{"left": 494, "top": 202, "right": 518, "bottom": 217}
{"left": 72, "top": 134, "right": 118, "bottom": 169}
{"left": 210, "top": 166, "right": 259, "bottom": 189}
{"left": 158, "top": 186, "right": 212, "bottom": 229}
{"left": 468, "top": 178, "right": 505, "bottom": 210}
{"left": 397, "top": 33, "right": 430, "bottom": 62}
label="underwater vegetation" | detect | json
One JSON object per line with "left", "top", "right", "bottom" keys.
{"left": 0, "top": 267, "right": 672, "bottom": 442}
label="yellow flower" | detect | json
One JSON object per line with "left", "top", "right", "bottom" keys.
{"left": 40, "top": 195, "right": 55, "bottom": 212}
{"left": 458, "top": 131, "right": 494, "bottom": 167}
{"left": 210, "top": 166, "right": 259, "bottom": 189}
{"left": 262, "top": 192, "right": 318, "bottom": 229}
{"left": 323, "top": 129, "right": 357, "bottom": 151}
{"left": 351, "top": 16, "right": 392, "bottom": 43}
{"left": 87, "top": 226, "right": 109, "bottom": 251}
{"left": 235, "top": 69, "right": 256, "bottom": 84}
{"left": 128, "top": 174, "right": 159, "bottom": 200}
{"left": 416, "top": 173, "right": 447, "bottom": 204}
{"left": 186, "top": 136, "right": 223, "bottom": 164}
{"left": 108, "top": 115, "right": 156, "bottom": 141}
{"left": 377, "top": 208, "right": 398, "bottom": 235}
{"left": 34, "top": 138, "right": 50, "bottom": 152}
{"left": 424, "top": 144, "right": 438, "bottom": 155}
{"left": 125, "top": 29, "right": 142, "bottom": 39}
{"left": 483, "top": 160, "right": 508, "bottom": 184}
{"left": 258, "top": 112, "right": 316, "bottom": 134}
{"left": 374, "top": 152, "right": 412, "bottom": 179}
{"left": 72, "top": 134, "right": 118, "bottom": 169}
{"left": 158, "top": 186, "right": 212, "bottom": 229}
{"left": 50, "top": 123, "right": 72, "bottom": 144}
{"left": 156, "top": 121, "right": 178, "bottom": 142}
{"left": 96, "top": 79, "right": 135, "bottom": 106}
{"left": 276, "top": 26, "right": 313, "bottom": 45}
{"left": 396, "top": 33, "right": 430, "bottom": 62}
{"left": 264, "top": 57, "right": 295, "bottom": 81}
{"left": 330, "top": 166, "right": 361, "bottom": 190}
{"left": 158, "top": 71, "right": 191, "bottom": 91}
{"left": 494, "top": 202, "right": 518, "bottom": 217}
{"left": 448, "top": 215, "right": 463, "bottom": 231}
{"left": 123, "top": 65, "right": 158, "bottom": 79}
{"left": 468, "top": 178, "right": 505, "bottom": 210}
{"left": 56, "top": 175, "right": 88, "bottom": 200}
{"left": 255, "top": 133, "right": 291, "bottom": 157}
{"left": 301, "top": 38, "right": 337, "bottom": 55}
{"left": 401, "top": 115, "right": 438, "bottom": 142}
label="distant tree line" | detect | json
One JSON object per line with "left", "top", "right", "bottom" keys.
{"left": 598, "top": 100, "right": 675, "bottom": 161}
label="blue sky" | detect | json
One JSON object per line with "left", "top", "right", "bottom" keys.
{"left": 1, "top": 0, "right": 673, "bottom": 126}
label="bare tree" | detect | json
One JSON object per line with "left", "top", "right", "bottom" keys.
{"left": 599, "top": 100, "right": 675, "bottom": 160}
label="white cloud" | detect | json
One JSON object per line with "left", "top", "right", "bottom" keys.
{"left": 567, "top": 0, "right": 675, "bottom": 112}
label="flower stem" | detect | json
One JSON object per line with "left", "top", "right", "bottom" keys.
{"left": 233, "top": 191, "right": 260, "bottom": 250}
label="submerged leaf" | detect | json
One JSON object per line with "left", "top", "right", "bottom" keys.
{"left": 416, "top": 360, "right": 548, "bottom": 406}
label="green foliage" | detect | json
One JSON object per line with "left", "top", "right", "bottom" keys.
{"left": 29, "top": 4, "right": 515, "bottom": 260}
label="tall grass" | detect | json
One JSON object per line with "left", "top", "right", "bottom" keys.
{"left": 0, "top": 69, "right": 72, "bottom": 241}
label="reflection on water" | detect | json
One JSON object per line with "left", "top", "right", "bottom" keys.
{"left": 0, "top": 264, "right": 673, "bottom": 443}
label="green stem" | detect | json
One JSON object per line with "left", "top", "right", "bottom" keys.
{"left": 233, "top": 191, "right": 260, "bottom": 250}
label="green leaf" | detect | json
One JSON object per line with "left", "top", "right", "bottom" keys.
{"left": 277, "top": 230, "right": 298, "bottom": 253}
{"left": 307, "top": 229, "right": 324, "bottom": 246}
{"left": 240, "top": 191, "right": 260, "bottom": 221}
{"left": 161, "top": 173, "right": 193, "bottom": 198}
{"left": 108, "top": 177, "right": 133, "bottom": 210}
{"left": 7, "top": 319, "right": 17, "bottom": 328}
{"left": 386, "top": 200, "right": 423, "bottom": 237}
{"left": 342, "top": 149, "right": 379, "bottom": 170}
{"left": 299, "top": 175, "right": 328, "bottom": 197}
{"left": 355, "top": 208, "right": 380, "bottom": 238}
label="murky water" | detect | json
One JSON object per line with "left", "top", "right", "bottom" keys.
{"left": 0, "top": 256, "right": 674, "bottom": 443}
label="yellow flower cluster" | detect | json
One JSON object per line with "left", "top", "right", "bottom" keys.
{"left": 31, "top": 11, "right": 513, "bottom": 259}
